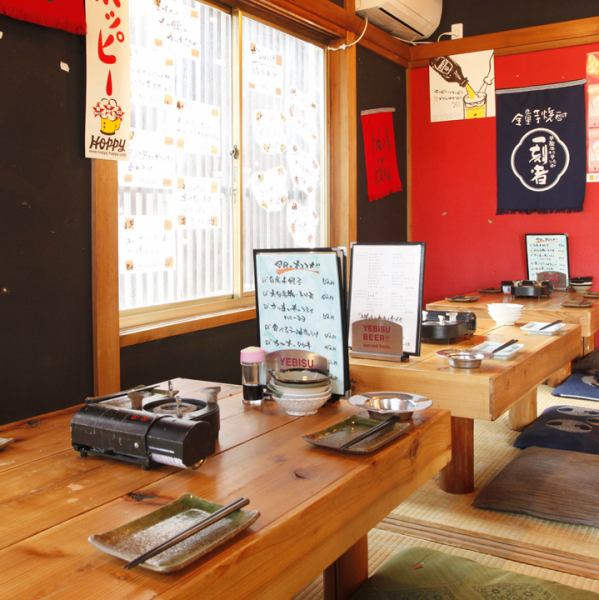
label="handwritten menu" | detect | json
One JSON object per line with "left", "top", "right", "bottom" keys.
{"left": 349, "top": 244, "right": 425, "bottom": 355}
{"left": 254, "top": 251, "right": 347, "bottom": 395}
{"left": 525, "top": 234, "right": 570, "bottom": 286}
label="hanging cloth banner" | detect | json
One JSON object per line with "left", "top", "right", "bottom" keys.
{"left": 360, "top": 107, "right": 403, "bottom": 202}
{"left": 496, "top": 80, "right": 586, "bottom": 214}
{"left": 0, "top": 0, "right": 85, "bottom": 35}
{"left": 84, "top": 0, "right": 130, "bottom": 160}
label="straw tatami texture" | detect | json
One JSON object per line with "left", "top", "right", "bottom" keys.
{"left": 384, "top": 386, "right": 599, "bottom": 578}
{"left": 295, "top": 385, "right": 599, "bottom": 599}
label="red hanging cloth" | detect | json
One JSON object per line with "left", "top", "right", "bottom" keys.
{"left": 0, "top": 0, "right": 86, "bottom": 35}
{"left": 360, "top": 108, "right": 403, "bottom": 202}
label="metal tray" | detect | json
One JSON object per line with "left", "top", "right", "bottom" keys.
{"left": 303, "top": 415, "right": 412, "bottom": 454}
{"left": 89, "top": 493, "right": 259, "bottom": 572}
{"left": 445, "top": 295, "right": 479, "bottom": 302}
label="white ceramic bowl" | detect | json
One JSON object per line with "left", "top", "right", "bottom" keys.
{"left": 488, "top": 303, "right": 523, "bottom": 325}
{"left": 572, "top": 282, "right": 592, "bottom": 293}
{"left": 272, "top": 392, "right": 330, "bottom": 416}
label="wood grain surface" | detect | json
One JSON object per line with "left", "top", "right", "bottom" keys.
{"left": 0, "top": 379, "right": 450, "bottom": 599}
{"left": 427, "top": 290, "right": 599, "bottom": 346}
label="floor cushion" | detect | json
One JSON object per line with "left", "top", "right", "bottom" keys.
{"left": 552, "top": 373, "right": 599, "bottom": 402}
{"left": 350, "top": 546, "right": 599, "bottom": 599}
{"left": 473, "top": 446, "right": 599, "bottom": 527}
{"left": 514, "top": 404, "right": 599, "bottom": 454}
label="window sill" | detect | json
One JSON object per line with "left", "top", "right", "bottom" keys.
{"left": 119, "top": 305, "right": 256, "bottom": 347}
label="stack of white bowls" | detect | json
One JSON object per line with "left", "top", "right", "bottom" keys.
{"left": 267, "top": 370, "right": 332, "bottom": 416}
{"left": 487, "top": 303, "right": 524, "bottom": 326}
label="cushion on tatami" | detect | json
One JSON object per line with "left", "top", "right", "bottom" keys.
{"left": 474, "top": 446, "right": 599, "bottom": 527}
{"left": 350, "top": 547, "right": 599, "bottom": 600}
{"left": 514, "top": 404, "right": 599, "bottom": 454}
{"left": 552, "top": 372, "right": 599, "bottom": 402}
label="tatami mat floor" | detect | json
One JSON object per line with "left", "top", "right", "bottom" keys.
{"left": 294, "top": 385, "right": 599, "bottom": 599}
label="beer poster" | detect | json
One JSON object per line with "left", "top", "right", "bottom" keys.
{"left": 85, "top": 0, "right": 131, "bottom": 160}
{"left": 429, "top": 50, "right": 495, "bottom": 123}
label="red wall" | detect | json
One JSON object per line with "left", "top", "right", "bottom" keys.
{"left": 410, "top": 43, "right": 599, "bottom": 304}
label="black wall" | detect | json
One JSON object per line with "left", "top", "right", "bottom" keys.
{"left": 432, "top": 0, "right": 598, "bottom": 39}
{"left": 0, "top": 16, "right": 93, "bottom": 424}
{"left": 356, "top": 46, "right": 408, "bottom": 243}
{"left": 121, "top": 320, "right": 258, "bottom": 390}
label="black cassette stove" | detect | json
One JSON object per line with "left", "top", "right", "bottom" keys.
{"left": 71, "top": 382, "right": 220, "bottom": 469}
{"left": 421, "top": 310, "right": 477, "bottom": 344}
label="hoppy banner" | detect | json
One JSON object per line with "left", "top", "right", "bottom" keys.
{"left": 360, "top": 108, "right": 403, "bottom": 202}
{"left": 496, "top": 80, "right": 586, "bottom": 214}
{"left": 85, "top": 0, "right": 130, "bottom": 160}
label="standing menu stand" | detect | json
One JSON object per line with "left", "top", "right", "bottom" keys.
{"left": 349, "top": 243, "right": 425, "bottom": 361}
{"left": 254, "top": 249, "right": 349, "bottom": 396}
{"left": 525, "top": 233, "right": 570, "bottom": 290}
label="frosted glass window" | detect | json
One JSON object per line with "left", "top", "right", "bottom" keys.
{"left": 117, "top": 3, "right": 326, "bottom": 313}
{"left": 242, "top": 18, "right": 326, "bottom": 291}
{"left": 118, "top": 0, "right": 233, "bottom": 310}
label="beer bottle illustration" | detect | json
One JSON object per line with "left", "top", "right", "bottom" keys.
{"left": 430, "top": 55, "right": 487, "bottom": 119}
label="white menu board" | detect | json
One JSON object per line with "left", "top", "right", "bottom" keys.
{"left": 254, "top": 250, "right": 348, "bottom": 395}
{"left": 525, "top": 233, "right": 570, "bottom": 287}
{"left": 349, "top": 244, "right": 425, "bottom": 356}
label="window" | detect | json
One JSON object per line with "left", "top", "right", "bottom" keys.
{"left": 118, "top": 0, "right": 327, "bottom": 327}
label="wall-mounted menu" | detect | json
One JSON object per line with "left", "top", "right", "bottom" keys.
{"left": 254, "top": 249, "right": 348, "bottom": 395}
{"left": 525, "top": 233, "right": 570, "bottom": 288}
{"left": 349, "top": 243, "right": 425, "bottom": 356}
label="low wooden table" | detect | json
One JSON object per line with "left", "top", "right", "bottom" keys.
{"left": 427, "top": 290, "right": 599, "bottom": 355}
{"left": 0, "top": 379, "right": 450, "bottom": 599}
{"left": 350, "top": 323, "right": 581, "bottom": 495}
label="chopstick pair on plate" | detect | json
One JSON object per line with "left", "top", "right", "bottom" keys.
{"left": 490, "top": 338, "right": 519, "bottom": 354}
{"left": 340, "top": 417, "right": 397, "bottom": 450}
{"left": 539, "top": 319, "right": 562, "bottom": 331}
{"left": 123, "top": 497, "right": 250, "bottom": 570}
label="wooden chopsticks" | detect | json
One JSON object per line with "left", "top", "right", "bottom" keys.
{"left": 123, "top": 497, "right": 250, "bottom": 570}
{"left": 539, "top": 319, "right": 562, "bottom": 331}
{"left": 340, "top": 417, "right": 396, "bottom": 449}
{"left": 491, "top": 338, "right": 519, "bottom": 354}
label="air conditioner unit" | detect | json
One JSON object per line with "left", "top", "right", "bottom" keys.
{"left": 355, "top": 0, "right": 442, "bottom": 41}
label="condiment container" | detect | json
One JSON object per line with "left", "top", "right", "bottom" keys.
{"left": 240, "top": 347, "right": 266, "bottom": 405}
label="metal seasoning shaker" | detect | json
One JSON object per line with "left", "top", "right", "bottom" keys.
{"left": 240, "top": 346, "right": 266, "bottom": 405}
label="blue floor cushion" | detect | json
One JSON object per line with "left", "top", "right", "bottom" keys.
{"left": 552, "top": 372, "right": 599, "bottom": 401}
{"left": 514, "top": 404, "right": 599, "bottom": 455}
{"left": 350, "top": 547, "right": 599, "bottom": 599}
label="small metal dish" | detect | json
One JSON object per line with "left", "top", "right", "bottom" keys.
{"left": 446, "top": 351, "right": 486, "bottom": 369}
{"left": 349, "top": 392, "right": 432, "bottom": 421}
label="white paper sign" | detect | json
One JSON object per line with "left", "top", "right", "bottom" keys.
{"left": 349, "top": 244, "right": 425, "bottom": 355}
{"left": 255, "top": 250, "right": 347, "bottom": 395}
{"left": 85, "top": 0, "right": 131, "bottom": 160}
{"left": 525, "top": 233, "right": 570, "bottom": 285}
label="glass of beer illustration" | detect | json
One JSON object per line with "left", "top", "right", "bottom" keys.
{"left": 430, "top": 55, "right": 489, "bottom": 120}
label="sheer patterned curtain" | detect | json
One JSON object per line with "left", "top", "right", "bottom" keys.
{"left": 119, "top": 0, "right": 233, "bottom": 311}
{"left": 241, "top": 18, "right": 326, "bottom": 291}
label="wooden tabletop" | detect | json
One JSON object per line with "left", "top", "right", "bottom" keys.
{"left": 427, "top": 290, "right": 599, "bottom": 348}
{"left": 351, "top": 323, "right": 581, "bottom": 421}
{"left": 350, "top": 323, "right": 580, "bottom": 494}
{"left": 0, "top": 379, "right": 450, "bottom": 599}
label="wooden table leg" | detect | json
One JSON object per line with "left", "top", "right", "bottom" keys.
{"left": 438, "top": 417, "right": 474, "bottom": 495}
{"left": 323, "top": 535, "right": 368, "bottom": 600}
{"left": 545, "top": 362, "right": 571, "bottom": 387}
{"left": 508, "top": 388, "right": 537, "bottom": 431}
{"left": 583, "top": 335, "right": 595, "bottom": 355}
